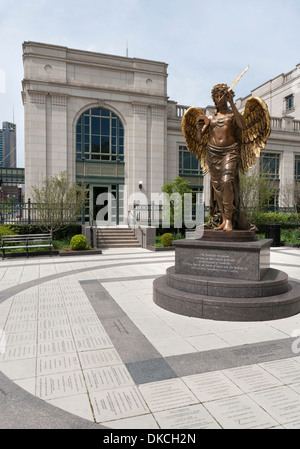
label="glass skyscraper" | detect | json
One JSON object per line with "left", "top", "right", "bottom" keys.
{"left": 0, "top": 130, "right": 3, "bottom": 167}
{"left": 1, "top": 122, "right": 16, "bottom": 168}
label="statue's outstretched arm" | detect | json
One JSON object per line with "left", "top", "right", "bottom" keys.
{"left": 227, "top": 91, "right": 245, "bottom": 130}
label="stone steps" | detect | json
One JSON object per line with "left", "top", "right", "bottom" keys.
{"left": 96, "top": 228, "right": 141, "bottom": 248}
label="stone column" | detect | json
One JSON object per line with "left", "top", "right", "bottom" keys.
{"left": 279, "top": 147, "right": 295, "bottom": 207}
{"left": 24, "top": 91, "right": 47, "bottom": 200}
{"left": 50, "top": 94, "right": 69, "bottom": 176}
{"left": 150, "top": 105, "right": 166, "bottom": 197}
{"left": 131, "top": 103, "right": 149, "bottom": 203}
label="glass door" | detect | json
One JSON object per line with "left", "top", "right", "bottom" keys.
{"left": 93, "top": 185, "right": 117, "bottom": 226}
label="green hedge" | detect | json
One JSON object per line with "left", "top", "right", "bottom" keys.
{"left": 9, "top": 224, "right": 82, "bottom": 240}
{"left": 252, "top": 212, "right": 299, "bottom": 224}
{"left": 252, "top": 212, "right": 299, "bottom": 234}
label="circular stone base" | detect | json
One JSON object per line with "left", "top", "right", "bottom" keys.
{"left": 166, "top": 266, "right": 289, "bottom": 298}
{"left": 153, "top": 275, "right": 300, "bottom": 322}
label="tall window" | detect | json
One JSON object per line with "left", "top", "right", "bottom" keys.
{"left": 76, "top": 108, "right": 124, "bottom": 162}
{"left": 260, "top": 152, "right": 280, "bottom": 207}
{"left": 285, "top": 94, "right": 294, "bottom": 112}
{"left": 260, "top": 153, "right": 280, "bottom": 180}
{"left": 179, "top": 146, "right": 202, "bottom": 176}
{"left": 295, "top": 155, "right": 300, "bottom": 182}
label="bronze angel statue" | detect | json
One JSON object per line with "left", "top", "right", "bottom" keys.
{"left": 182, "top": 82, "right": 271, "bottom": 232}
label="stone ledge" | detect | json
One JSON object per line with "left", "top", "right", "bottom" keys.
{"left": 166, "top": 266, "right": 289, "bottom": 298}
{"left": 1, "top": 249, "right": 103, "bottom": 259}
{"left": 59, "top": 249, "right": 102, "bottom": 256}
{"left": 146, "top": 245, "right": 175, "bottom": 252}
{"left": 153, "top": 276, "right": 300, "bottom": 322}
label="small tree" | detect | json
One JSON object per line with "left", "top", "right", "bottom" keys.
{"left": 31, "top": 171, "right": 87, "bottom": 235}
{"left": 280, "top": 180, "right": 300, "bottom": 212}
{"left": 161, "top": 176, "right": 192, "bottom": 233}
{"left": 239, "top": 172, "right": 275, "bottom": 222}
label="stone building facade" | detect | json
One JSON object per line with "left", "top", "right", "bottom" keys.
{"left": 22, "top": 42, "right": 188, "bottom": 225}
{"left": 22, "top": 42, "right": 300, "bottom": 226}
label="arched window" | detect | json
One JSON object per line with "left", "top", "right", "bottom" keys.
{"left": 76, "top": 108, "right": 124, "bottom": 162}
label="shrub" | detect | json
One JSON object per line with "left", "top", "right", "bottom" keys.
{"left": 253, "top": 212, "right": 299, "bottom": 224}
{"left": 161, "top": 233, "right": 173, "bottom": 247}
{"left": 70, "top": 234, "right": 87, "bottom": 250}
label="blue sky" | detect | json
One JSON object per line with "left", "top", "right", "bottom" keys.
{"left": 0, "top": 0, "right": 300, "bottom": 167}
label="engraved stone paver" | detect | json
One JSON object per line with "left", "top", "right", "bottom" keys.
{"left": 38, "top": 339, "right": 76, "bottom": 357}
{"left": 36, "top": 371, "right": 87, "bottom": 400}
{"left": 154, "top": 404, "right": 221, "bottom": 429}
{"left": 182, "top": 371, "right": 243, "bottom": 402}
{"left": 138, "top": 378, "right": 199, "bottom": 412}
{"left": 260, "top": 358, "right": 300, "bottom": 384}
{"left": 5, "top": 331, "right": 37, "bottom": 346}
{"left": 223, "top": 364, "right": 283, "bottom": 393}
{"left": 78, "top": 349, "right": 122, "bottom": 369}
{"left": 250, "top": 386, "right": 300, "bottom": 425}
{"left": 204, "top": 395, "right": 278, "bottom": 429}
{"left": 37, "top": 353, "right": 81, "bottom": 376}
{"left": 4, "top": 344, "right": 37, "bottom": 361}
{"left": 74, "top": 335, "right": 113, "bottom": 352}
{"left": 90, "top": 386, "right": 149, "bottom": 423}
{"left": 84, "top": 365, "right": 134, "bottom": 392}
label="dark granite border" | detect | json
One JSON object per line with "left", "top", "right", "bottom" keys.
{"left": 81, "top": 280, "right": 300, "bottom": 385}
{"left": 166, "top": 338, "right": 297, "bottom": 377}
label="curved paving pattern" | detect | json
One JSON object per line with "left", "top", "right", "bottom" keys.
{"left": 0, "top": 247, "right": 300, "bottom": 429}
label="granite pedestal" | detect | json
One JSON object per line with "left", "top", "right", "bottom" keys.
{"left": 153, "top": 231, "right": 300, "bottom": 321}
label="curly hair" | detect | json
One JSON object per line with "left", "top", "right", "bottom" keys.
{"left": 211, "top": 83, "right": 235, "bottom": 101}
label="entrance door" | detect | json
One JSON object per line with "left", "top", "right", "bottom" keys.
{"left": 93, "top": 185, "right": 117, "bottom": 226}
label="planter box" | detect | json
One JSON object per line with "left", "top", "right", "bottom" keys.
{"left": 146, "top": 245, "right": 175, "bottom": 252}
{"left": 59, "top": 249, "right": 102, "bottom": 256}
{"left": 2, "top": 250, "right": 60, "bottom": 259}
{"left": 1, "top": 249, "right": 103, "bottom": 259}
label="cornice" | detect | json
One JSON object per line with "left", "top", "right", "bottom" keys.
{"left": 22, "top": 79, "right": 168, "bottom": 103}
{"left": 23, "top": 47, "right": 168, "bottom": 78}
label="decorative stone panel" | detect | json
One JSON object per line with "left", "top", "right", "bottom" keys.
{"left": 29, "top": 92, "right": 46, "bottom": 105}
{"left": 133, "top": 104, "right": 148, "bottom": 117}
{"left": 51, "top": 94, "right": 68, "bottom": 108}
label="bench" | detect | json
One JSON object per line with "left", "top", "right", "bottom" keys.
{"left": 1, "top": 234, "right": 53, "bottom": 259}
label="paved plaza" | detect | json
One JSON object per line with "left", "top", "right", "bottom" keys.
{"left": 0, "top": 246, "right": 300, "bottom": 429}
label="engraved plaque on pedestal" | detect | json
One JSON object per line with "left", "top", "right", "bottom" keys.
{"left": 174, "top": 238, "right": 271, "bottom": 281}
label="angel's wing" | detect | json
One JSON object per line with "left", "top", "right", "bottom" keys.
{"left": 181, "top": 107, "right": 209, "bottom": 174}
{"left": 240, "top": 97, "right": 271, "bottom": 174}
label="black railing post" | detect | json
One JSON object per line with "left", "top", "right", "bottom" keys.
{"left": 28, "top": 198, "right": 31, "bottom": 224}
{"left": 90, "top": 226, "right": 94, "bottom": 248}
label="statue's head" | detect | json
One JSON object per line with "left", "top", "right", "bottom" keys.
{"left": 211, "top": 83, "right": 235, "bottom": 104}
